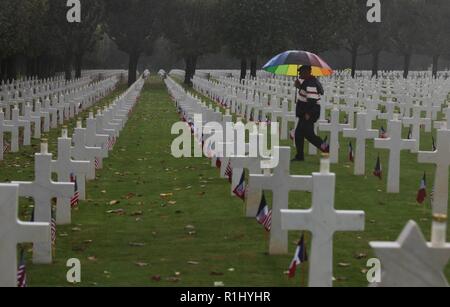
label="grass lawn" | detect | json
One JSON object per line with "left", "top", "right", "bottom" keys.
{"left": 5, "top": 76, "right": 449, "bottom": 287}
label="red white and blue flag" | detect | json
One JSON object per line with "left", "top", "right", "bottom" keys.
{"left": 3, "top": 140, "right": 10, "bottom": 153}
{"left": 379, "top": 126, "right": 388, "bottom": 139}
{"left": 373, "top": 155, "right": 382, "bottom": 179}
{"left": 70, "top": 173, "right": 80, "bottom": 208}
{"left": 225, "top": 161, "right": 233, "bottom": 183}
{"left": 51, "top": 208, "right": 57, "bottom": 246}
{"left": 288, "top": 234, "right": 308, "bottom": 278}
{"left": 233, "top": 170, "right": 246, "bottom": 201}
{"left": 17, "top": 249, "right": 27, "bottom": 288}
{"left": 348, "top": 142, "right": 354, "bottom": 163}
{"left": 215, "top": 157, "right": 222, "bottom": 169}
{"left": 256, "top": 193, "right": 271, "bottom": 232}
{"left": 432, "top": 136, "right": 437, "bottom": 151}
{"left": 416, "top": 172, "right": 427, "bottom": 204}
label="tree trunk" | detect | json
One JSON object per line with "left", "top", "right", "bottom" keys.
{"left": 6, "top": 56, "right": 16, "bottom": 81}
{"left": 350, "top": 47, "right": 358, "bottom": 78}
{"left": 64, "top": 54, "right": 72, "bottom": 81}
{"left": 128, "top": 52, "right": 140, "bottom": 86}
{"left": 0, "top": 58, "right": 6, "bottom": 81}
{"left": 432, "top": 54, "right": 439, "bottom": 79}
{"left": 371, "top": 50, "right": 380, "bottom": 79}
{"left": 184, "top": 56, "right": 197, "bottom": 87}
{"left": 75, "top": 53, "right": 84, "bottom": 79}
{"left": 250, "top": 56, "right": 257, "bottom": 78}
{"left": 240, "top": 58, "right": 247, "bottom": 81}
{"left": 403, "top": 53, "right": 411, "bottom": 79}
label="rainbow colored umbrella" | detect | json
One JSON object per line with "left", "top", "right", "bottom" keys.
{"left": 262, "top": 50, "right": 333, "bottom": 77}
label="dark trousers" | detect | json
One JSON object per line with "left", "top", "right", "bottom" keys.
{"left": 295, "top": 119, "right": 323, "bottom": 159}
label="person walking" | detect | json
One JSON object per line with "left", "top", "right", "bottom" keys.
{"left": 292, "top": 65, "right": 329, "bottom": 161}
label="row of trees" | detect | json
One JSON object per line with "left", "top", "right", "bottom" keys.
{"left": 0, "top": 0, "right": 449, "bottom": 86}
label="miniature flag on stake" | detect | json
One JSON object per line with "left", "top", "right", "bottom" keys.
{"left": 215, "top": 157, "right": 222, "bottom": 169}
{"left": 416, "top": 172, "right": 427, "bottom": 204}
{"left": 3, "top": 140, "right": 10, "bottom": 153}
{"left": 373, "top": 155, "right": 382, "bottom": 179}
{"left": 288, "top": 233, "right": 308, "bottom": 278}
{"left": 70, "top": 173, "right": 80, "bottom": 208}
{"left": 348, "top": 142, "right": 354, "bottom": 162}
{"left": 233, "top": 170, "right": 246, "bottom": 201}
{"left": 225, "top": 161, "right": 233, "bottom": 183}
{"left": 17, "top": 249, "right": 27, "bottom": 288}
{"left": 432, "top": 136, "right": 437, "bottom": 151}
{"left": 51, "top": 208, "right": 57, "bottom": 246}
{"left": 256, "top": 193, "right": 272, "bottom": 232}
{"left": 379, "top": 126, "right": 388, "bottom": 139}
{"left": 95, "top": 157, "right": 100, "bottom": 170}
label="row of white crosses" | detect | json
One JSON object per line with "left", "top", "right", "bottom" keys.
{"left": 168, "top": 75, "right": 367, "bottom": 287}
{"left": 0, "top": 76, "right": 120, "bottom": 161}
{"left": 170, "top": 71, "right": 450, "bottom": 287}
{"left": 0, "top": 76, "right": 144, "bottom": 287}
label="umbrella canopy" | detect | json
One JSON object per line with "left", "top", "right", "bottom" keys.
{"left": 262, "top": 50, "right": 333, "bottom": 77}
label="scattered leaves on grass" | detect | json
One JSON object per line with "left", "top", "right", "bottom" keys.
{"left": 338, "top": 263, "right": 351, "bottom": 268}
{"left": 135, "top": 262, "right": 149, "bottom": 267}
{"left": 188, "top": 261, "right": 199, "bottom": 265}
{"left": 109, "top": 200, "right": 120, "bottom": 206}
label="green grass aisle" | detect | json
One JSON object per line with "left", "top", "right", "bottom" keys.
{"left": 24, "top": 77, "right": 449, "bottom": 287}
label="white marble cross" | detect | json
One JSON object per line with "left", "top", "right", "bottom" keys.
{"left": 281, "top": 158, "right": 365, "bottom": 287}
{"left": 374, "top": 118, "right": 416, "bottom": 193}
{"left": 343, "top": 113, "right": 378, "bottom": 175}
{"left": 0, "top": 184, "right": 50, "bottom": 287}
{"left": 10, "top": 107, "right": 31, "bottom": 146}
{"left": 51, "top": 128, "right": 92, "bottom": 224}
{"left": 72, "top": 122, "right": 104, "bottom": 180}
{"left": 23, "top": 103, "right": 41, "bottom": 139}
{"left": 370, "top": 221, "right": 450, "bottom": 287}
{"left": 86, "top": 112, "right": 109, "bottom": 169}
{"left": 249, "top": 147, "right": 312, "bottom": 254}
{"left": 12, "top": 142, "right": 74, "bottom": 264}
{"left": 418, "top": 129, "right": 450, "bottom": 246}
{"left": 0, "top": 111, "right": 19, "bottom": 153}
{"left": 319, "top": 108, "right": 350, "bottom": 163}
{"left": 403, "top": 106, "right": 430, "bottom": 153}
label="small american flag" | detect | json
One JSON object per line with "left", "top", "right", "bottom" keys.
{"left": 95, "top": 157, "right": 100, "bottom": 170}
{"left": 3, "top": 140, "right": 10, "bottom": 153}
{"left": 17, "top": 249, "right": 27, "bottom": 288}
{"left": 107, "top": 136, "right": 116, "bottom": 150}
{"left": 70, "top": 173, "right": 80, "bottom": 208}
{"left": 51, "top": 208, "right": 57, "bottom": 246}
{"left": 225, "top": 161, "right": 233, "bottom": 183}
{"left": 256, "top": 193, "right": 272, "bottom": 232}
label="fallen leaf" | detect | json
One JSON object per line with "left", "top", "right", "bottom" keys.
{"left": 338, "top": 263, "right": 351, "bottom": 268}
{"left": 188, "top": 261, "right": 199, "bottom": 265}
{"left": 128, "top": 242, "right": 146, "bottom": 247}
{"left": 71, "top": 227, "right": 82, "bottom": 232}
{"left": 210, "top": 271, "right": 224, "bottom": 276}
{"left": 166, "top": 277, "right": 180, "bottom": 282}
{"left": 168, "top": 201, "right": 177, "bottom": 205}
{"left": 135, "top": 262, "right": 149, "bottom": 267}
{"left": 185, "top": 225, "right": 195, "bottom": 230}
{"left": 130, "top": 211, "right": 143, "bottom": 216}
{"left": 109, "top": 200, "right": 120, "bottom": 206}
{"left": 124, "top": 193, "right": 135, "bottom": 200}
{"left": 87, "top": 256, "right": 97, "bottom": 261}
{"left": 354, "top": 253, "right": 368, "bottom": 259}
{"left": 106, "top": 209, "right": 125, "bottom": 215}
{"left": 214, "top": 281, "right": 224, "bottom": 287}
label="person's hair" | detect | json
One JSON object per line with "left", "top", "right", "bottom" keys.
{"left": 298, "top": 65, "right": 312, "bottom": 75}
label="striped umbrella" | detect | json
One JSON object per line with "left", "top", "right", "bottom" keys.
{"left": 262, "top": 50, "right": 333, "bottom": 77}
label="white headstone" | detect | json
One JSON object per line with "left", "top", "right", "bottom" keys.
{"left": 370, "top": 221, "right": 450, "bottom": 287}
{"left": 281, "top": 157, "right": 365, "bottom": 287}
{"left": 343, "top": 113, "right": 378, "bottom": 175}
{"left": 319, "top": 108, "right": 350, "bottom": 163}
{"left": 249, "top": 147, "right": 312, "bottom": 254}
{"left": 0, "top": 184, "right": 50, "bottom": 287}
{"left": 374, "top": 118, "right": 416, "bottom": 193}
{"left": 12, "top": 142, "right": 74, "bottom": 264}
